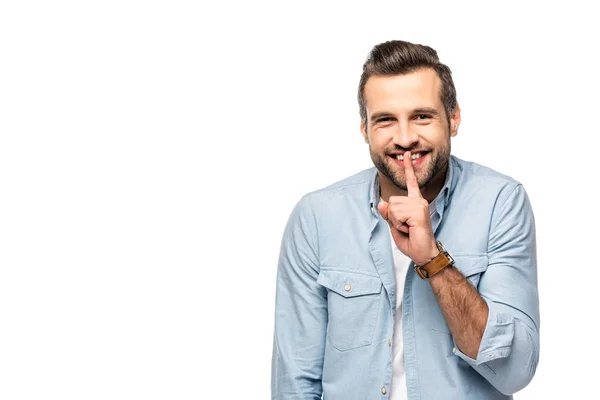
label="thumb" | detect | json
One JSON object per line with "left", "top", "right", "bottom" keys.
{"left": 377, "top": 201, "right": 389, "bottom": 221}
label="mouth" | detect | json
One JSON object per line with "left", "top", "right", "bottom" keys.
{"left": 388, "top": 151, "right": 429, "bottom": 167}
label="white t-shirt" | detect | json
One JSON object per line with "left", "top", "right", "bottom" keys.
{"left": 388, "top": 224, "right": 411, "bottom": 400}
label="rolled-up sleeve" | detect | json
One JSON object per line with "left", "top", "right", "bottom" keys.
{"left": 453, "top": 184, "right": 540, "bottom": 395}
{"left": 271, "top": 195, "right": 327, "bottom": 400}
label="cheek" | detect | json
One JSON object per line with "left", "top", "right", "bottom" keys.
{"left": 372, "top": 128, "right": 396, "bottom": 147}
{"left": 421, "top": 129, "right": 450, "bottom": 147}
{"left": 369, "top": 137, "right": 388, "bottom": 151}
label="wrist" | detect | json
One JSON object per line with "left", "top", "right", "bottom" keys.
{"left": 414, "top": 241, "right": 455, "bottom": 280}
{"left": 415, "top": 241, "right": 440, "bottom": 266}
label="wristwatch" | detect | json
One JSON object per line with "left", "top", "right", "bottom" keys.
{"left": 414, "top": 240, "right": 455, "bottom": 280}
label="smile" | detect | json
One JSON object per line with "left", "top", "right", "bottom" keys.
{"left": 395, "top": 152, "right": 424, "bottom": 161}
{"left": 389, "top": 151, "right": 429, "bottom": 167}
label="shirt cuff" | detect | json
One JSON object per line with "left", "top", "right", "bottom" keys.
{"left": 452, "top": 300, "right": 515, "bottom": 367}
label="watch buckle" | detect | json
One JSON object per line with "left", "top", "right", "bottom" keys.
{"left": 414, "top": 265, "right": 429, "bottom": 279}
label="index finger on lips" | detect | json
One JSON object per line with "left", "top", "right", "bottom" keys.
{"left": 403, "top": 151, "right": 423, "bottom": 199}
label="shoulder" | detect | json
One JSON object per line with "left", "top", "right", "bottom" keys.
{"left": 452, "top": 156, "right": 520, "bottom": 186}
{"left": 311, "top": 166, "right": 375, "bottom": 194}
{"left": 299, "top": 166, "right": 375, "bottom": 204}
{"left": 450, "top": 156, "right": 525, "bottom": 205}
{"left": 290, "top": 166, "right": 375, "bottom": 222}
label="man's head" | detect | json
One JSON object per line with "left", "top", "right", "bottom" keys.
{"left": 358, "top": 40, "right": 460, "bottom": 194}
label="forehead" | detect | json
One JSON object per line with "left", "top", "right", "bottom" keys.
{"left": 363, "top": 68, "right": 443, "bottom": 114}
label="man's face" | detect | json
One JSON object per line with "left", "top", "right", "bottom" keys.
{"left": 360, "top": 68, "right": 460, "bottom": 191}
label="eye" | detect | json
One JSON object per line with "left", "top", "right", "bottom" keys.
{"left": 416, "top": 114, "right": 431, "bottom": 120}
{"left": 377, "top": 117, "right": 393, "bottom": 122}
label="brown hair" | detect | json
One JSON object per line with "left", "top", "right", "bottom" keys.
{"left": 358, "top": 40, "right": 457, "bottom": 126}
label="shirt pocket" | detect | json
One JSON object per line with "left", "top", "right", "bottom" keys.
{"left": 452, "top": 253, "right": 489, "bottom": 289}
{"left": 317, "top": 269, "right": 383, "bottom": 352}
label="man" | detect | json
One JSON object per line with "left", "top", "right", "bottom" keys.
{"left": 271, "top": 40, "right": 539, "bottom": 399}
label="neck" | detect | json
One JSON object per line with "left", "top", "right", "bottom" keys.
{"left": 379, "top": 161, "right": 449, "bottom": 204}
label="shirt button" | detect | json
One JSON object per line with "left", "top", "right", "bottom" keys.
{"left": 388, "top": 339, "right": 392, "bottom": 346}
{"left": 381, "top": 386, "right": 387, "bottom": 394}
{"left": 343, "top": 284, "right": 352, "bottom": 292}
{"left": 452, "top": 347, "right": 456, "bottom": 353}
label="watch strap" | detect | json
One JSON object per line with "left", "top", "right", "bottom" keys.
{"left": 414, "top": 241, "right": 454, "bottom": 279}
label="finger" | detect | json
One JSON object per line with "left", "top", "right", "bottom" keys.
{"left": 385, "top": 215, "right": 409, "bottom": 234}
{"left": 403, "top": 151, "right": 423, "bottom": 199}
{"left": 377, "top": 201, "right": 389, "bottom": 221}
{"left": 389, "top": 224, "right": 409, "bottom": 245}
{"left": 388, "top": 208, "right": 410, "bottom": 230}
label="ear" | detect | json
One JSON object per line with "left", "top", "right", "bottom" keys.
{"left": 450, "top": 104, "right": 461, "bottom": 137}
{"left": 360, "top": 120, "right": 369, "bottom": 143}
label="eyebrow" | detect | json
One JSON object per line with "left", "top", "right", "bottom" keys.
{"left": 413, "top": 107, "right": 440, "bottom": 116}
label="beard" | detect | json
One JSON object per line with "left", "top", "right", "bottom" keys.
{"left": 369, "top": 141, "right": 450, "bottom": 191}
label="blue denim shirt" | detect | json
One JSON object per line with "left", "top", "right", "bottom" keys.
{"left": 271, "top": 156, "right": 540, "bottom": 400}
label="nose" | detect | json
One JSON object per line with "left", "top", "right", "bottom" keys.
{"left": 392, "top": 121, "right": 419, "bottom": 148}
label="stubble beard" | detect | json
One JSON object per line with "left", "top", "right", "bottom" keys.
{"left": 370, "top": 141, "right": 451, "bottom": 191}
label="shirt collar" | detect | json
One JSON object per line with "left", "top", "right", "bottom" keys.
{"left": 369, "top": 155, "right": 456, "bottom": 218}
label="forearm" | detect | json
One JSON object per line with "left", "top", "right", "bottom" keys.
{"left": 429, "top": 263, "right": 539, "bottom": 395}
{"left": 429, "top": 265, "right": 488, "bottom": 358}
{"left": 425, "top": 184, "right": 539, "bottom": 395}
{"left": 451, "top": 298, "right": 540, "bottom": 395}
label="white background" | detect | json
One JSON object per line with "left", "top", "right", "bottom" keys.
{"left": 1, "top": 1, "right": 598, "bottom": 399}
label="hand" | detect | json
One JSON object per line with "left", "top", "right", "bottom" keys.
{"left": 377, "top": 151, "right": 439, "bottom": 266}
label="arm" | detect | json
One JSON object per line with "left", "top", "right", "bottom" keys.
{"left": 429, "top": 265, "right": 488, "bottom": 359}
{"left": 271, "top": 195, "right": 327, "bottom": 400}
{"left": 379, "top": 155, "right": 539, "bottom": 394}
{"left": 436, "top": 184, "right": 540, "bottom": 395}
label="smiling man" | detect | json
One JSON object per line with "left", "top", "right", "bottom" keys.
{"left": 271, "top": 40, "right": 539, "bottom": 400}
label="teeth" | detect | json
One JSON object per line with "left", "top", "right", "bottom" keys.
{"left": 395, "top": 152, "right": 423, "bottom": 161}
